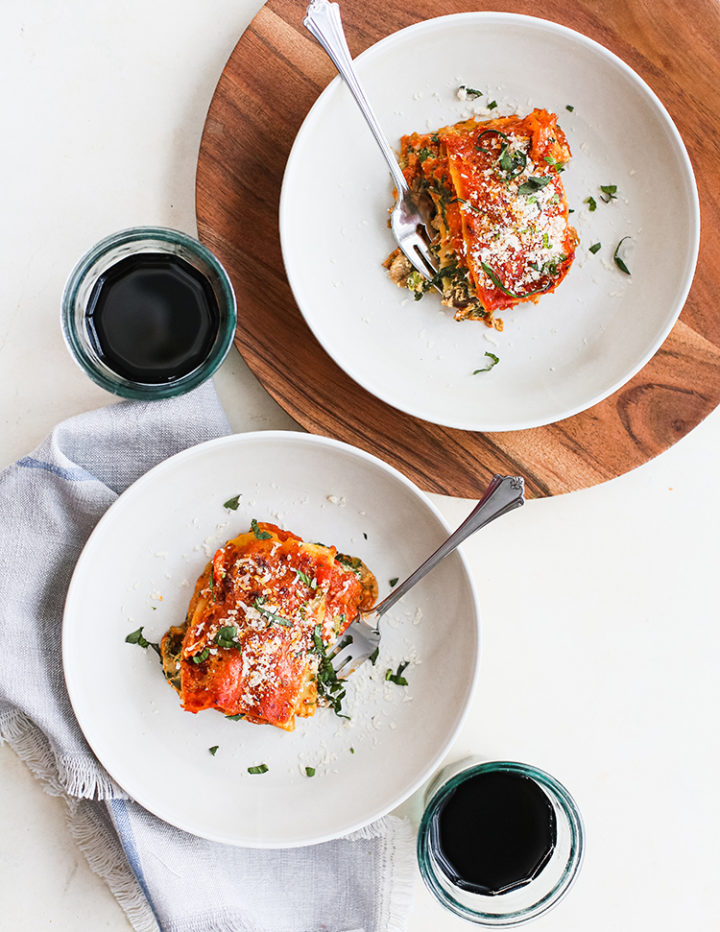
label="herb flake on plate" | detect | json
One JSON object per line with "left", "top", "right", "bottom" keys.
{"left": 125, "top": 626, "right": 161, "bottom": 657}
{"left": 248, "top": 763, "right": 269, "bottom": 775}
{"left": 305, "top": 766, "right": 316, "bottom": 777}
{"left": 589, "top": 242, "right": 602, "bottom": 254}
{"left": 614, "top": 237, "right": 632, "bottom": 275}
{"left": 209, "top": 745, "right": 219, "bottom": 756}
{"left": 223, "top": 494, "right": 241, "bottom": 510}
{"left": 385, "top": 661, "right": 410, "bottom": 686}
{"left": 473, "top": 352, "right": 500, "bottom": 374}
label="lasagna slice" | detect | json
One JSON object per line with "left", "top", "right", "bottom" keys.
{"left": 160, "top": 522, "right": 377, "bottom": 731}
{"left": 385, "top": 108, "right": 578, "bottom": 328}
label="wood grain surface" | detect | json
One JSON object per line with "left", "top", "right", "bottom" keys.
{"left": 196, "top": 0, "right": 720, "bottom": 499}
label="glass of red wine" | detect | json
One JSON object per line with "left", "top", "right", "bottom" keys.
{"left": 62, "top": 227, "right": 236, "bottom": 399}
{"left": 417, "top": 760, "right": 584, "bottom": 925}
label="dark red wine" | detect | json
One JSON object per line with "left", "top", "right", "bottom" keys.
{"left": 431, "top": 771, "right": 557, "bottom": 896}
{"left": 85, "top": 253, "right": 220, "bottom": 384}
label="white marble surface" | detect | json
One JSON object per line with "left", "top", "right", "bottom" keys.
{"left": 1, "top": 2, "right": 719, "bottom": 929}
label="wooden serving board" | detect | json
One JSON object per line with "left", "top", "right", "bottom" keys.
{"left": 196, "top": 0, "right": 720, "bottom": 499}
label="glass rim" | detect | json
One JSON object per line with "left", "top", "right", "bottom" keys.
{"left": 417, "top": 760, "right": 585, "bottom": 926}
{"left": 61, "top": 226, "right": 237, "bottom": 400}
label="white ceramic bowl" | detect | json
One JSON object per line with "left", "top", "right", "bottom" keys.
{"left": 280, "top": 12, "right": 699, "bottom": 431}
{"left": 63, "top": 432, "right": 480, "bottom": 846}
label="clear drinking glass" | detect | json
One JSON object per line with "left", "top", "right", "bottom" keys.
{"left": 417, "top": 759, "right": 584, "bottom": 926}
{"left": 61, "top": 226, "right": 236, "bottom": 400}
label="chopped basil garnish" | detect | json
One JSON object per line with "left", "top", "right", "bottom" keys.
{"left": 613, "top": 237, "right": 632, "bottom": 275}
{"left": 362, "top": 532, "right": 368, "bottom": 540}
{"left": 225, "top": 713, "right": 244, "bottom": 721}
{"left": 209, "top": 745, "right": 219, "bottom": 756}
{"left": 369, "top": 646, "right": 379, "bottom": 665}
{"left": 223, "top": 494, "right": 241, "bottom": 510}
{"left": 208, "top": 564, "right": 215, "bottom": 602}
{"left": 459, "top": 85, "right": 483, "bottom": 98}
{"left": 251, "top": 518, "right": 272, "bottom": 540}
{"left": 497, "top": 143, "right": 526, "bottom": 179}
{"left": 214, "top": 625, "right": 240, "bottom": 649}
{"left": 481, "top": 261, "right": 553, "bottom": 299}
{"left": 473, "top": 352, "right": 500, "bottom": 374}
{"left": 126, "top": 626, "right": 149, "bottom": 647}
{"left": 417, "top": 147, "right": 432, "bottom": 162}
{"left": 566, "top": 104, "right": 574, "bottom": 111}
{"left": 125, "top": 626, "right": 161, "bottom": 657}
{"left": 385, "top": 661, "right": 410, "bottom": 687}
{"left": 474, "top": 129, "right": 525, "bottom": 180}
{"left": 407, "top": 269, "right": 427, "bottom": 298}
{"left": 310, "top": 624, "right": 349, "bottom": 718}
{"left": 600, "top": 184, "right": 618, "bottom": 203}
{"left": 336, "top": 553, "right": 364, "bottom": 578}
{"left": 192, "top": 648, "right": 210, "bottom": 664}
{"left": 305, "top": 766, "right": 316, "bottom": 777}
{"left": 589, "top": 242, "right": 602, "bottom": 254}
{"left": 248, "top": 764, "right": 269, "bottom": 775}
{"left": 517, "top": 176, "right": 552, "bottom": 195}
{"left": 457, "top": 197, "right": 482, "bottom": 214}
{"left": 584, "top": 196, "right": 597, "bottom": 212}
{"left": 475, "top": 128, "right": 509, "bottom": 153}
{"left": 294, "top": 569, "right": 316, "bottom": 588}
{"left": 350, "top": 747, "right": 355, "bottom": 754}
{"left": 253, "top": 597, "right": 292, "bottom": 627}
{"left": 488, "top": 100, "right": 498, "bottom": 109}
{"left": 389, "top": 577, "right": 399, "bottom": 587}
{"left": 544, "top": 155, "right": 566, "bottom": 172}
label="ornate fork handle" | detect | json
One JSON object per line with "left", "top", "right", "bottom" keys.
{"left": 371, "top": 476, "right": 526, "bottom": 620}
{"left": 303, "top": 0, "right": 409, "bottom": 195}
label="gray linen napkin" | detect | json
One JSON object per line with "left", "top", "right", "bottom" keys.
{"left": 0, "top": 381, "right": 415, "bottom": 932}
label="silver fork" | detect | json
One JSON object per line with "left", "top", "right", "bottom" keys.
{"left": 330, "top": 475, "right": 526, "bottom": 676}
{"left": 303, "top": 0, "right": 439, "bottom": 285}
